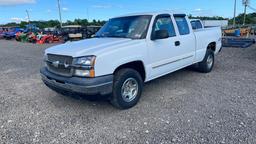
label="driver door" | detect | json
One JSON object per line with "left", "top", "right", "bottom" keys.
{"left": 148, "top": 14, "right": 181, "bottom": 79}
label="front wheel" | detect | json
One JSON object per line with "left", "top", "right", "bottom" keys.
{"left": 110, "top": 68, "right": 143, "bottom": 109}
{"left": 197, "top": 50, "right": 215, "bottom": 73}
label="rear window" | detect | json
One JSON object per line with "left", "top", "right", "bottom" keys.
{"left": 174, "top": 16, "right": 190, "bottom": 35}
{"left": 191, "top": 20, "right": 203, "bottom": 30}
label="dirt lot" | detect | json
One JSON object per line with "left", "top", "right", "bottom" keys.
{"left": 0, "top": 40, "right": 256, "bottom": 144}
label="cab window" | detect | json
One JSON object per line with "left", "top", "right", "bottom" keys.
{"left": 174, "top": 16, "right": 190, "bottom": 35}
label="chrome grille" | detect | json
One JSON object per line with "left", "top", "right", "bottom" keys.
{"left": 46, "top": 54, "right": 73, "bottom": 76}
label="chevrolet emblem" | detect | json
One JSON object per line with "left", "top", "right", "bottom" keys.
{"left": 64, "top": 63, "right": 69, "bottom": 68}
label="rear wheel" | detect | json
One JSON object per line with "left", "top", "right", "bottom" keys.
{"left": 110, "top": 68, "right": 143, "bottom": 109}
{"left": 46, "top": 38, "right": 53, "bottom": 43}
{"left": 197, "top": 49, "right": 215, "bottom": 73}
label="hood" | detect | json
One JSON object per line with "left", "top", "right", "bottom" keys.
{"left": 45, "top": 38, "right": 138, "bottom": 57}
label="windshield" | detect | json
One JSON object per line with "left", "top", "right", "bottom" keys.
{"left": 96, "top": 15, "right": 152, "bottom": 39}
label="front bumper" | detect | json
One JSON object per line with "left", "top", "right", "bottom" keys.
{"left": 40, "top": 67, "right": 113, "bottom": 95}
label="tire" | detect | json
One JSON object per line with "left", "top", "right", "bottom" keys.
{"left": 45, "top": 38, "right": 52, "bottom": 44}
{"left": 197, "top": 49, "right": 215, "bottom": 73}
{"left": 110, "top": 68, "right": 143, "bottom": 109}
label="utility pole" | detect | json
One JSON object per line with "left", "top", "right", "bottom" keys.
{"left": 243, "top": 5, "right": 247, "bottom": 25}
{"left": 243, "top": 0, "right": 249, "bottom": 25}
{"left": 26, "top": 10, "right": 31, "bottom": 24}
{"left": 233, "top": 0, "right": 237, "bottom": 27}
{"left": 57, "top": 0, "right": 63, "bottom": 28}
{"left": 26, "top": 10, "right": 31, "bottom": 31}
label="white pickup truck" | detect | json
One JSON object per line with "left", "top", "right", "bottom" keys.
{"left": 41, "top": 11, "right": 222, "bottom": 109}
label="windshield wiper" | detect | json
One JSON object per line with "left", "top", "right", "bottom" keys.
{"left": 106, "top": 35, "right": 134, "bottom": 39}
{"left": 95, "top": 35, "right": 135, "bottom": 39}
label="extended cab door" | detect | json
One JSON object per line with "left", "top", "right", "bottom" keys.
{"left": 173, "top": 14, "right": 196, "bottom": 65}
{"left": 148, "top": 14, "right": 196, "bottom": 80}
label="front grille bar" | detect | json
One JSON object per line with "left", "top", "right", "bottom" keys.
{"left": 45, "top": 60, "right": 93, "bottom": 70}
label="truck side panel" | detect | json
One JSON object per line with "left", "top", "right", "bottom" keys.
{"left": 193, "top": 27, "right": 222, "bottom": 63}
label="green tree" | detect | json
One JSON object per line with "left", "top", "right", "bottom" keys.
{"left": 229, "top": 12, "right": 256, "bottom": 25}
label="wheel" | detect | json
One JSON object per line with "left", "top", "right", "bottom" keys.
{"left": 46, "top": 38, "right": 53, "bottom": 44}
{"left": 197, "top": 49, "right": 215, "bottom": 73}
{"left": 63, "top": 36, "right": 69, "bottom": 42}
{"left": 110, "top": 68, "right": 143, "bottom": 109}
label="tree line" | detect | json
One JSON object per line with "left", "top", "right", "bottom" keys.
{"left": 188, "top": 15, "right": 228, "bottom": 20}
{"left": 0, "top": 19, "right": 106, "bottom": 28}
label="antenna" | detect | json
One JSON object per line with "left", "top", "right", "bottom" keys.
{"left": 242, "top": 0, "right": 250, "bottom": 25}
{"left": 26, "top": 9, "right": 31, "bottom": 24}
{"left": 233, "top": 0, "right": 237, "bottom": 27}
{"left": 242, "top": 0, "right": 250, "bottom": 6}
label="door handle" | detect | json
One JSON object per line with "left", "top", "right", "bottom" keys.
{"left": 175, "top": 41, "right": 180, "bottom": 46}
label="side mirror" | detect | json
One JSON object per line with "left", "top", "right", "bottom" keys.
{"left": 153, "top": 30, "right": 169, "bottom": 40}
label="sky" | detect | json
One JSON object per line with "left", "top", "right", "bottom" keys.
{"left": 0, "top": 0, "right": 255, "bottom": 24}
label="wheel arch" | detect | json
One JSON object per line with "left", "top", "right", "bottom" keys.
{"left": 207, "top": 42, "right": 216, "bottom": 52}
{"left": 114, "top": 61, "right": 146, "bottom": 82}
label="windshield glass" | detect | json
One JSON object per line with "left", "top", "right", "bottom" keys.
{"left": 96, "top": 15, "right": 152, "bottom": 39}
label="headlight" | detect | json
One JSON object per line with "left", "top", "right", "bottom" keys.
{"left": 75, "top": 56, "right": 96, "bottom": 66}
{"left": 74, "top": 56, "right": 96, "bottom": 77}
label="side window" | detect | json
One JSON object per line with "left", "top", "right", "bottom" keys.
{"left": 153, "top": 15, "right": 176, "bottom": 37}
{"left": 174, "top": 16, "right": 190, "bottom": 35}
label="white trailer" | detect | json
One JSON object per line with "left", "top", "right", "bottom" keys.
{"left": 202, "top": 20, "right": 228, "bottom": 27}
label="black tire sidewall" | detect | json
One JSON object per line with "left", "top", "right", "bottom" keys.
{"left": 111, "top": 69, "right": 143, "bottom": 109}
{"left": 198, "top": 50, "right": 215, "bottom": 73}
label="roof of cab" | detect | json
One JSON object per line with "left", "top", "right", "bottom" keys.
{"left": 113, "top": 10, "right": 186, "bottom": 18}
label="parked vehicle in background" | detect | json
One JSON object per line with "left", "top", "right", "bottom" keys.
{"left": 13, "top": 25, "right": 100, "bottom": 44}
{"left": 202, "top": 20, "right": 228, "bottom": 28}
{"left": 41, "top": 11, "right": 222, "bottom": 109}
{"left": 15, "top": 31, "right": 37, "bottom": 42}
{"left": 3, "top": 27, "right": 23, "bottom": 40}
{"left": 251, "top": 26, "right": 256, "bottom": 35}
{"left": 223, "top": 27, "right": 251, "bottom": 37}
{"left": 61, "top": 25, "right": 84, "bottom": 42}
{"left": 43, "top": 27, "right": 57, "bottom": 32}
{"left": 0, "top": 27, "right": 6, "bottom": 39}
{"left": 23, "top": 24, "right": 40, "bottom": 33}
{"left": 84, "top": 26, "right": 101, "bottom": 38}
{"left": 15, "top": 24, "right": 40, "bottom": 42}
{"left": 60, "top": 25, "right": 101, "bottom": 42}
{"left": 36, "top": 28, "right": 63, "bottom": 44}
{"left": 37, "top": 34, "right": 62, "bottom": 44}
{"left": 15, "top": 26, "right": 62, "bottom": 44}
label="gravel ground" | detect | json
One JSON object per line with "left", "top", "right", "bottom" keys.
{"left": 0, "top": 39, "right": 256, "bottom": 144}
